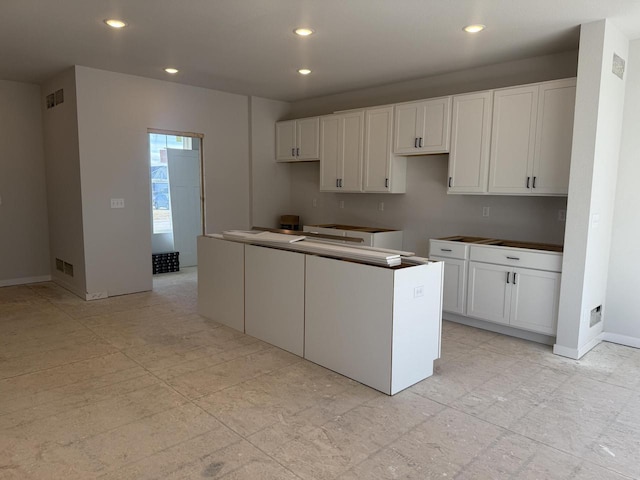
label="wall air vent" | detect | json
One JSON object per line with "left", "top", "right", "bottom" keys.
{"left": 46, "top": 93, "right": 55, "bottom": 109}
{"left": 63, "top": 261, "right": 74, "bottom": 277}
{"left": 612, "top": 53, "right": 625, "bottom": 80}
{"left": 55, "top": 258, "right": 64, "bottom": 272}
{"left": 590, "top": 305, "right": 602, "bottom": 327}
{"left": 54, "top": 89, "right": 64, "bottom": 105}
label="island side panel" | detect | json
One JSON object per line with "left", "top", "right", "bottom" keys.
{"left": 197, "top": 236, "right": 245, "bottom": 332}
{"left": 304, "top": 255, "right": 394, "bottom": 394}
{"left": 390, "top": 261, "right": 444, "bottom": 394}
{"left": 245, "top": 245, "right": 305, "bottom": 356}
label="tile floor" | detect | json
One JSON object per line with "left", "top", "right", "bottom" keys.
{"left": 1, "top": 268, "right": 639, "bottom": 479}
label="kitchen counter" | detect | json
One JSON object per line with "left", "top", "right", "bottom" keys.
{"left": 437, "top": 235, "right": 563, "bottom": 253}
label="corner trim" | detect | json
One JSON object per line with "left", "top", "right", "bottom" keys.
{"left": 553, "top": 334, "right": 603, "bottom": 359}
{"left": 601, "top": 332, "right": 640, "bottom": 349}
{"left": 0, "top": 275, "right": 52, "bottom": 287}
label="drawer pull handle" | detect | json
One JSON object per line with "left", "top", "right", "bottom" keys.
{"left": 440, "top": 248, "right": 453, "bottom": 252}
{"left": 506, "top": 272, "right": 510, "bottom": 284}
{"left": 506, "top": 256, "right": 520, "bottom": 260}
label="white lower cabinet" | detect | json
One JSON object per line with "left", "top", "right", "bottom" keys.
{"left": 467, "top": 261, "right": 561, "bottom": 335}
{"left": 430, "top": 256, "right": 467, "bottom": 315}
{"left": 304, "top": 254, "right": 442, "bottom": 395}
{"left": 244, "top": 245, "right": 305, "bottom": 356}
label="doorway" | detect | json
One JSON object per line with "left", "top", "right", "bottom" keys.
{"left": 149, "top": 131, "right": 204, "bottom": 270}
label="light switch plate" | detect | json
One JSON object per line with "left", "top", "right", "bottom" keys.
{"left": 110, "top": 198, "right": 125, "bottom": 209}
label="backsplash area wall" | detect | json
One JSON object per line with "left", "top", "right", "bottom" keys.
{"left": 290, "top": 157, "right": 567, "bottom": 256}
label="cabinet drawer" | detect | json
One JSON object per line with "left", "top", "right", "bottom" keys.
{"left": 469, "top": 245, "right": 562, "bottom": 272}
{"left": 429, "top": 240, "right": 468, "bottom": 260}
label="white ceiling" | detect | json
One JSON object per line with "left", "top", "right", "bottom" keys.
{"left": 2, "top": 0, "right": 640, "bottom": 102}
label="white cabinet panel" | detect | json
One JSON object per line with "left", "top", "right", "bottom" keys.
{"left": 363, "top": 106, "right": 406, "bottom": 193}
{"left": 276, "top": 117, "right": 319, "bottom": 162}
{"left": 245, "top": 245, "right": 305, "bottom": 356}
{"left": 197, "top": 236, "right": 245, "bottom": 332}
{"left": 319, "top": 112, "right": 364, "bottom": 192}
{"left": 431, "top": 256, "right": 467, "bottom": 315}
{"left": 448, "top": 91, "right": 493, "bottom": 193}
{"left": 393, "top": 97, "right": 451, "bottom": 155}
{"left": 510, "top": 268, "right": 561, "bottom": 335}
{"left": 532, "top": 79, "right": 576, "bottom": 195}
{"left": 489, "top": 85, "right": 538, "bottom": 194}
{"left": 466, "top": 261, "right": 511, "bottom": 325}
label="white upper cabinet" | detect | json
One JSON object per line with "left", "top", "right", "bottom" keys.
{"left": 393, "top": 97, "right": 452, "bottom": 155}
{"left": 489, "top": 85, "right": 539, "bottom": 194}
{"left": 532, "top": 78, "right": 576, "bottom": 195}
{"left": 488, "top": 79, "right": 576, "bottom": 196}
{"left": 363, "top": 106, "right": 406, "bottom": 193}
{"left": 276, "top": 117, "right": 319, "bottom": 162}
{"left": 319, "top": 111, "right": 364, "bottom": 192}
{"left": 448, "top": 91, "right": 493, "bottom": 194}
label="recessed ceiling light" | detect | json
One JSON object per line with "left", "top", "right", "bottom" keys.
{"left": 164, "top": 68, "right": 179, "bottom": 74}
{"left": 463, "top": 24, "right": 486, "bottom": 33}
{"left": 294, "top": 27, "right": 315, "bottom": 37}
{"left": 104, "top": 19, "right": 127, "bottom": 29}
{"left": 298, "top": 69, "right": 312, "bottom": 75}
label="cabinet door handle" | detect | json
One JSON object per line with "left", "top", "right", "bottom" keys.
{"left": 385, "top": 178, "right": 389, "bottom": 188}
{"left": 526, "top": 176, "right": 530, "bottom": 188}
{"left": 292, "top": 148, "right": 295, "bottom": 156}
{"left": 414, "top": 137, "right": 418, "bottom": 148}
{"left": 513, "top": 272, "right": 518, "bottom": 285}
{"left": 296, "top": 147, "right": 300, "bottom": 156}
{"left": 448, "top": 177, "right": 453, "bottom": 188}
{"left": 419, "top": 137, "right": 423, "bottom": 148}
{"left": 506, "top": 272, "right": 510, "bottom": 284}
{"left": 339, "top": 179, "right": 343, "bottom": 188}
{"left": 532, "top": 176, "right": 537, "bottom": 188}
{"left": 506, "top": 256, "right": 520, "bottom": 260}
{"left": 440, "top": 248, "right": 453, "bottom": 252}
{"left": 336, "top": 179, "right": 339, "bottom": 188}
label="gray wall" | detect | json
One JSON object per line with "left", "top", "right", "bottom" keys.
{"left": 0, "top": 80, "right": 50, "bottom": 286}
{"left": 74, "top": 66, "right": 251, "bottom": 297}
{"left": 41, "top": 69, "right": 87, "bottom": 297}
{"left": 605, "top": 38, "right": 640, "bottom": 344}
{"left": 250, "top": 96, "right": 292, "bottom": 228}
{"left": 286, "top": 52, "right": 576, "bottom": 256}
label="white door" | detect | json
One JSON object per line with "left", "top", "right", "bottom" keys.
{"left": 319, "top": 115, "right": 340, "bottom": 191}
{"left": 466, "top": 261, "right": 511, "bottom": 325}
{"left": 275, "top": 120, "right": 296, "bottom": 161}
{"left": 431, "top": 256, "right": 467, "bottom": 315}
{"left": 532, "top": 79, "right": 576, "bottom": 195}
{"left": 363, "top": 106, "right": 393, "bottom": 192}
{"left": 296, "top": 117, "right": 320, "bottom": 160}
{"left": 489, "top": 85, "right": 539, "bottom": 194}
{"left": 509, "top": 268, "right": 561, "bottom": 335}
{"left": 448, "top": 91, "right": 492, "bottom": 193}
{"left": 167, "top": 148, "right": 201, "bottom": 267}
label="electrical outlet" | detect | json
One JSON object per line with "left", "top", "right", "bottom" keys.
{"left": 482, "top": 206, "right": 490, "bottom": 217}
{"left": 312, "top": 198, "right": 317, "bottom": 208}
{"left": 339, "top": 200, "right": 344, "bottom": 209}
{"left": 378, "top": 202, "right": 384, "bottom": 212}
{"left": 414, "top": 285, "right": 424, "bottom": 298}
{"left": 110, "top": 198, "right": 125, "bottom": 209}
{"left": 558, "top": 209, "right": 566, "bottom": 221}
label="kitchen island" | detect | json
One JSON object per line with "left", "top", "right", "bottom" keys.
{"left": 198, "top": 233, "right": 444, "bottom": 395}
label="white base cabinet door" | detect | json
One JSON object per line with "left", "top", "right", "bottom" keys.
{"left": 466, "top": 261, "right": 512, "bottom": 326}
{"left": 197, "top": 236, "right": 245, "bottom": 332}
{"left": 245, "top": 245, "right": 305, "bottom": 356}
{"left": 430, "top": 256, "right": 467, "bottom": 315}
{"left": 510, "top": 268, "right": 561, "bottom": 335}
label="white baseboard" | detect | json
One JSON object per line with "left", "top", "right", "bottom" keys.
{"left": 52, "top": 276, "right": 86, "bottom": 300}
{"left": 553, "top": 334, "right": 603, "bottom": 359}
{"left": 601, "top": 332, "right": 640, "bottom": 349}
{"left": 443, "top": 312, "right": 556, "bottom": 345}
{"left": 0, "top": 275, "right": 51, "bottom": 287}
{"left": 85, "top": 291, "right": 108, "bottom": 301}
